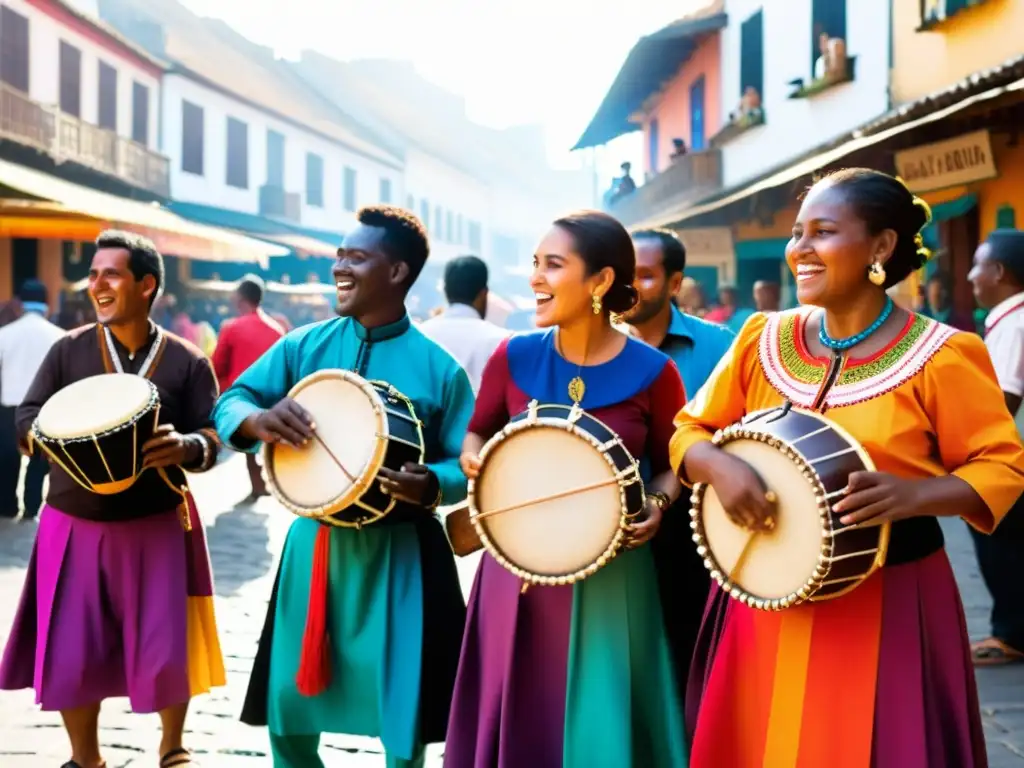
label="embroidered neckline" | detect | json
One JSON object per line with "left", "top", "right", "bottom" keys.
{"left": 98, "top": 323, "right": 165, "bottom": 380}
{"left": 759, "top": 308, "right": 957, "bottom": 408}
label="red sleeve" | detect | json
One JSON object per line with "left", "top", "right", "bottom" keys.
{"left": 646, "top": 359, "right": 687, "bottom": 476}
{"left": 468, "top": 337, "right": 511, "bottom": 440}
{"left": 210, "top": 321, "right": 233, "bottom": 390}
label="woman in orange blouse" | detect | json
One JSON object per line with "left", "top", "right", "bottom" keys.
{"left": 670, "top": 169, "right": 1024, "bottom": 768}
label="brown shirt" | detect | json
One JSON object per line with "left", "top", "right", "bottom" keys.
{"left": 16, "top": 323, "right": 219, "bottom": 521}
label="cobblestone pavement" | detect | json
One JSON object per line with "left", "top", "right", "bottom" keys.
{"left": 1, "top": 456, "right": 1022, "bottom": 766}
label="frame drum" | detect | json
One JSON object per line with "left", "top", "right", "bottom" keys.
{"left": 32, "top": 373, "right": 160, "bottom": 495}
{"left": 469, "top": 400, "right": 645, "bottom": 586}
{"left": 262, "top": 369, "right": 425, "bottom": 528}
{"left": 690, "top": 405, "right": 890, "bottom": 610}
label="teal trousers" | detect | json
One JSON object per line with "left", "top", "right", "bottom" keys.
{"left": 269, "top": 733, "right": 426, "bottom": 768}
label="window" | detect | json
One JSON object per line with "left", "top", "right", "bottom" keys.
{"left": 226, "top": 117, "right": 248, "bottom": 189}
{"left": 0, "top": 6, "right": 29, "bottom": 93}
{"left": 446, "top": 211, "right": 454, "bottom": 242}
{"left": 379, "top": 177, "right": 392, "bottom": 203}
{"left": 406, "top": 193, "right": 415, "bottom": 210}
{"left": 811, "top": 0, "right": 846, "bottom": 76}
{"left": 690, "top": 77, "right": 706, "bottom": 151}
{"left": 468, "top": 221, "right": 482, "bottom": 251}
{"left": 739, "top": 10, "right": 764, "bottom": 101}
{"left": 97, "top": 61, "right": 117, "bottom": 130}
{"left": 343, "top": 166, "right": 357, "bottom": 211}
{"left": 306, "top": 153, "right": 324, "bottom": 207}
{"left": 266, "top": 129, "right": 285, "bottom": 187}
{"left": 131, "top": 82, "right": 149, "bottom": 145}
{"left": 456, "top": 214, "right": 464, "bottom": 244}
{"left": 648, "top": 118, "right": 659, "bottom": 174}
{"left": 434, "top": 206, "right": 443, "bottom": 235}
{"left": 181, "top": 100, "right": 204, "bottom": 175}
{"left": 59, "top": 42, "right": 81, "bottom": 117}
{"left": 921, "top": 0, "right": 986, "bottom": 26}
{"left": 420, "top": 199, "right": 430, "bottom": 227}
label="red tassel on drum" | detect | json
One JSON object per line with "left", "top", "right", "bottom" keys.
{"left": 295, "top": 525, "right": 332, "bottom": 697}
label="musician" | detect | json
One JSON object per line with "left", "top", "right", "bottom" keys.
{"left": 446, "top": 210, "right": 689, "bottom": 767}
{"left": 212, "top": 206, "right": 472, "bottom": 768}
{"left": 623, "top": 228, "right": 734, "bottom": 694}
{"left": 967, "top": 228, "right": 1024, "bottom": 666}
{"left": 671, "top": 169, "right": 1024, "bottom": 766}
{"left": 0, "top": 231, "right": 225, "bottom": 768}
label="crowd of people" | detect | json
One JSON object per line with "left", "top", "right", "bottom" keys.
{"left": 0, "top": 169, "right": 1022, "bottom": 767}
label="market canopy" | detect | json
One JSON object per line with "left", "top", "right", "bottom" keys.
{"left": 0, "top": 159, "right": 287, "bottom": 266}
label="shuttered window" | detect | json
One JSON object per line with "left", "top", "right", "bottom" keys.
{"left": 739, "top": 10, "right": 763, "bottom": 100}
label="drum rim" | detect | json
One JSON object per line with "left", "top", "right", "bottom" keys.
{"left": 262, "top": 369, "right": 405, "bottom": 527}
{"left": 689, "top": 406, "right": 889, "bottom": 611}
{"left": 33, "top": 375, "right": 159, "bottom": 443}
{"left": 467, "top": 399, "right": 642, "bottom": 586}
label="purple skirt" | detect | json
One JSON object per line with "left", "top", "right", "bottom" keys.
{"left": 0, "top": 499, "right": 225, "bottom": 713}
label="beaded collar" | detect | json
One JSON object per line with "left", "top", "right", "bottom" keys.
{"left": 759, "top": 307, "right": 957, "bottom": 408}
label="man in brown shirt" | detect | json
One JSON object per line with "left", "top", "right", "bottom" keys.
{"left": 0, "top": 231, "right": 226, "bottom": 768}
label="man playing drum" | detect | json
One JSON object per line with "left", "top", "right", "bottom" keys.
{"left": 0, "top": 231, "right": 225, "bottom": 768}
{"left": 212, "top": 205, "right": 474, "bottom": 768}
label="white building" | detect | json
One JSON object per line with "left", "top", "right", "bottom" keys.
{"left": 97, "top": 0, "right": 403, "bottom": 239}
{"left": 718, "top": 0, "right": 891, "bottom": 187}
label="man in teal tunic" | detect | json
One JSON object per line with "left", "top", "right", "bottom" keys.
{"left": 212, "top": 206, "right": 473, "bottom": 768}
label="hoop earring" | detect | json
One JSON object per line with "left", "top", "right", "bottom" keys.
{"left": 592, "top": 293, "right": 603, "bottom": 314}
{"left": 868, "top": 261, "right": 886, "bottom": 286}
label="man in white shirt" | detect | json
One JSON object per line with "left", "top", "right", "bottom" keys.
{"left": 0, "top": 280, "right": 65, "bottom": 519}
{"left": 967, "top": 229, "right": 1024, "bottom": 665}
{"left": 419, "top": 255, "right": 509, "bottom": 393}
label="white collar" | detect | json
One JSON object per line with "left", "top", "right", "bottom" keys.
{"left": 985, "top": 291, "right": 1024, "bottom": 331}
{"left": 443, "top": 303, "right": 482, "bottom": 320}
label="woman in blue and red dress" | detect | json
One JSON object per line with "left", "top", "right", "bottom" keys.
{"left": 444, "top": 210, "right": 689, "bottom": 767}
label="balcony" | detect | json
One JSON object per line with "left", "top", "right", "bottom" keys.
{"left": 0, "top": 82, "right": 169, "bottom": 197}
{"left": 608, "top": 148, "right": 723, "bottom": 228}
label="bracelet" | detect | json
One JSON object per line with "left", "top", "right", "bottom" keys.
{"left": 186, "top": 434, "right": 211, "bottom": 470}
{"left": 648, "top": 491, "right": 671, "bottom": 512}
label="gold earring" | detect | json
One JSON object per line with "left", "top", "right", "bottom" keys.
{"left": 592, "top": 293, "right": 602, "bottom": 314}
{"left": 868, "top": 261, "right": 886, "bottom": 286}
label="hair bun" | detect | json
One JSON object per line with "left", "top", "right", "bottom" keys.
{"left": 604, "top": 282, "right": 638, "bottom": 314}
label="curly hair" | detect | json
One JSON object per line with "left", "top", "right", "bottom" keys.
{"left": 357, "top": 205, "right": 430, "bottom": 287}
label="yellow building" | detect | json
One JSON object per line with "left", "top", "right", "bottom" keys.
{"left": 888, "top": 0, "right": 1024, "bottom": 317}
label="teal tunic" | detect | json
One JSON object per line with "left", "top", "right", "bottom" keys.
{"left": 213, "top": 315, "right": 473, "bottom": 759}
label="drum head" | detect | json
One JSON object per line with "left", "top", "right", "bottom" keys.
{"left": 474, "top": 425, "right": 622, "bottom": 577}
{"left": 37, "top": 373, "right": 154, "bottom": 439}
{"left": 268, "top": 374, "right": 382, "bottom": 512}
{"left": 702, "top": 439, "right": 824, "bottom": 600}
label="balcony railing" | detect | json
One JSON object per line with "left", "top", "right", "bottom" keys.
{"left": 0, "top": 82, "right": 170, "bottom": 197}
{"left": 608, "top": 148, "right": 723, "bottom": 227}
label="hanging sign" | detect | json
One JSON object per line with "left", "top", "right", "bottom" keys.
{"left": 894, "top": 129, "right": 997, "bottom": 194}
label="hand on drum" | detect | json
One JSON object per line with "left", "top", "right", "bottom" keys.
{"left": 834, "top": 471, "right": 921, "bottom": 526}
{"left": 709, "top": 452, "right": 778, "bottom": 533}
{"left": 626, "top": 497, "right": 663, "bottom": 548}
{"left": 142, "top": 424, "right": 195, "bottom": 469}
{"left": 459, "top": 452, "right": 482, "bottom": 479}
{"left": 378, "top": 462, "right": 438, "bottom": 506}
{"left": 248, "top": 399, "right": 316, "bottom": 448}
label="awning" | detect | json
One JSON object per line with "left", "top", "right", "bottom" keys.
{"left": 0, "top": 159, "right": 287, "bottom": 266}
{"left": 573, "top": 9, "right": 727, "bottom": 150}
{"left": 166, "top": 201, "right": 340, "bottom": 258}
{"left": 632, "top": 75, "right": 1024, "bottom": 231}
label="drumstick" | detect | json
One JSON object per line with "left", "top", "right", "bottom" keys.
{"left": 309, "top": 430, "right": 356, "bottom": 483}
{"left": 474, "top": 476, "right": 620, "bottom": 521}
{"left": 729, "top": 530, "right": 759, "bottom": 581}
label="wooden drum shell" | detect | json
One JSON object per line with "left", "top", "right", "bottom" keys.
{"left": 690, "top": 406, "right": 891, "bottom": 611}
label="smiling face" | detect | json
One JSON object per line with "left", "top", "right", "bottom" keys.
{"left": 333, "top": 224, "right": 409, "bottom": 318}
{"left": 785, "top": 181, "right": 895, "bottom": 308}
{"left": 88, "top": 247, "right": 155, "bottom": 325}
{"left": 530, "top": 225, "right": 612, "bottom": 328}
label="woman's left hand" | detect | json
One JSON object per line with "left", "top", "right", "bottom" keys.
{"left": 627, "top": 497, "right": 664, "bottom": 548}
{"left": 833, "top": 471, "right": 923, "bottom": 526}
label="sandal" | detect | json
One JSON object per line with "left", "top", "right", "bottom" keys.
{"left": 971, "top": 637, "right": 1024, "bottom": 666}
{"left": 160, "top": 748, "right": 198, "bottom": 767}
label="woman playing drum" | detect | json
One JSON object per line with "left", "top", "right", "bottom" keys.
{"left": 445, "top": 210, "right": 689, "bottom": 767}
{"left": 671, "top": 169, "right": 1024, "bottom": 767}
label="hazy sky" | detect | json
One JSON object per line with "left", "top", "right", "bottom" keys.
{"left": 177, "top": 0, "right": 700, "bottom": 177}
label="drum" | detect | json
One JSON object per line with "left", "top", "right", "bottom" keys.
{"left": 31, "top": 373, "right": 160, "bottom": 495}
{"left": 262, "top": 369, "right": 425, "bottom": 528}
{"left": 690, "top": 404, "right": 890, "bottom": 610}
{"left": 468, "top": 400, "right": 645, "bottom": 587}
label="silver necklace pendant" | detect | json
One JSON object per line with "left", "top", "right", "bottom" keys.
{"left": 102, "top": 324, "right": 162, "bottom": 378}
